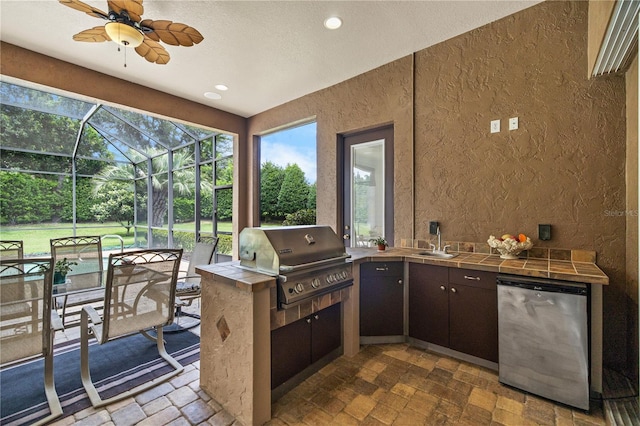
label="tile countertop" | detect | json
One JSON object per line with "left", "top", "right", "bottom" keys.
{"left": 196, "top": 261, "right": 277, "bottom": 293}
{"left": 347, "top": 247, "right": 609, "bottom": 285}
{"left": 197, "top": 247, "right": 610, "bottom": 291}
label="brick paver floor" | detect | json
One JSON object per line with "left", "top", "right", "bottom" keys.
{"left": 48, "top": 305, "right": 607, "bottom": 425}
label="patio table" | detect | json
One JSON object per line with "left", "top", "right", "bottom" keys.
{"left": 52, "top": 272, "right": 105, "bottom": 326}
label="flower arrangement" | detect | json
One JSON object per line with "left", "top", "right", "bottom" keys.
{"left": 487, "top": 233, "right": 533, "bottom": 259}
{"left": 369, "top": 236, "right": 388, "bottom": 251}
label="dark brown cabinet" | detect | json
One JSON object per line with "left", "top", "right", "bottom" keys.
{"left": 271, "top": 303, "right": 341, "bottom": 389}
{"left": 408, "top": 264, "right": 448, "bottom": 346}
{"left": 360, "top": 262, "right": 404, "bottom": 336}
{"left": 311, "top": 303, "right": 342, "bottom": 363}
{"left": 409, "top": 264, "right": 498, "bottom": 362}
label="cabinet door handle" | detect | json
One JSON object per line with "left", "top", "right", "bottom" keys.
{"left": 440, "top": 285, "right": 446, "bottom": 291}
{"left": 306, "top": 318, "right": 312, "bottom": 324}
{"left": 398, "top": 279, "right": 403, "bottom": 285}
{"left": 375, "top": 267, "right": 388, "bottom": 271}
{"left": 314, "top": 315, "right": 319, "bottom": 320}
{"left": 464, "top": 275, "right": 480, "bottom": 281}
{"left": 451, "top": 287, "right": 457, "bottom": 293}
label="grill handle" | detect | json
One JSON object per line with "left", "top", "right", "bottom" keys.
{"left": 279, "top": 254, "right": 351, "bottom": 272}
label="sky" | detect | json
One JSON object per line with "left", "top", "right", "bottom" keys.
{"left": 261, "top": 122, "right": 317, "bottom": 184}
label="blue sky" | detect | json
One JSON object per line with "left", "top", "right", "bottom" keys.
{"left": 261, "top": 122, "right": 317, "bottom": 184}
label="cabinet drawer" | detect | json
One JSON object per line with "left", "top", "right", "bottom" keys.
{"left": 361, "top": 262, "right": 403, "bottom": 277}
{"left": 410, "top": 263, "right": 448, "bottom": 282}
{"left": 449, "top": 268, "right": 497, "bottom": 290}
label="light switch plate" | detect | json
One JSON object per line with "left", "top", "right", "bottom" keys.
{"left": 490, "top": 119, "right": 500, "bottom": 133}
{"left": 509, "top": 117, "right": 519, "bottom": 130}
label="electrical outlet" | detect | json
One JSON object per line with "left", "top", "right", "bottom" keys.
{"left": 539, "top": 224, "right": 551, "bottom": 240}
{"left": 490, "top": 119, "right": 500, "bottom": 133}
{"left": 429, "top": 221, "right": 439, "bottom": 235}
{"left": 509, "top": 117, "right": 519, "bottom": 131}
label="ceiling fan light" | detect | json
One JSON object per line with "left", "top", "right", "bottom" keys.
{"left": 105, "top": 22, "right": 144, "bottom": 48}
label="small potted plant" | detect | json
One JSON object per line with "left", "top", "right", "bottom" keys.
{"left": 53, "top": 258, "right": 77, "bottom": 284}
{"left": 369, "top": 236, "right": 388, "bottom": 252}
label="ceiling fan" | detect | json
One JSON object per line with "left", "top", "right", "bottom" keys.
{"left": 59, "top": 0, "right": 204, "bottom": 65}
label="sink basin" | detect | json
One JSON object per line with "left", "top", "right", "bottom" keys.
{"left": 416, "top": 251, "right": 459, "bottom": 259}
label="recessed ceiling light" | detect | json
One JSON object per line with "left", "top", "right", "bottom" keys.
{"left": 324, "top": 16, "right": 342, "bottom": 30}
{"left": 204, "top": 92, "right": 222, "bottom": 100}
{"left": 214, "top": 84, "right": 229, "bottom": 91}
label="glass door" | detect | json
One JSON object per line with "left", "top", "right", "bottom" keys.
{"left": 342, "top": 126, "right": 394, "bottom": 247}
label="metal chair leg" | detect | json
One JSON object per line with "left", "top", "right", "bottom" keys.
{"left": 81, "top": 320, "right": 184, "bottom": 408}
{"left": 31, "top": 328, "right": 63, "bottom": 426}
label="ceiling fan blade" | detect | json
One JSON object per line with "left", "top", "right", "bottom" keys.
{"left": 72, "top": 26, "right": 111, "bottom": 42}
{"left": 135, "top": 37, "right": 170, "bottom": 64}
{"left": 140, "top": 19, "right": 204, "bottom": 47}
{"left": 58, "top": 0, "right": 108, "bottom": 19}
{"left": 108, "top": 0, "right": 144, "bottom": 23}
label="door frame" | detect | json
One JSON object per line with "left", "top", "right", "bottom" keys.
{"left": 337, "top": 125, "right": 394, "bottom": 247}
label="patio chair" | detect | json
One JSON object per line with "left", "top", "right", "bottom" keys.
{"left": 80, "top": 248, "right": 183, "bottom": 407}
{"left": 0, "top": 258, "right": 63, "bottom": 425}
{"left": 0, "top": 240, "right": 24, "bottom": 260}
{"left": 50, "top": 236, "right": 104, "bottom": 325}
{"left": 172, "top": 236, "right": 218, "bottom": 328}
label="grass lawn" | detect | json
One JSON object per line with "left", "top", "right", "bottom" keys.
{"left": 0, "top": 222, "right": 140, "bottom": 255}
{"left": 173, "top": 221, "right": 232, "bottom": 233}
{"left": 1, "top": 220, "right": 293, "bottom": 256}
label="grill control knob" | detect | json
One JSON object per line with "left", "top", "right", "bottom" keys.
{"left": 326, "top": 275, "right": 334, "bottom": 283}
{"left": 311, "top": 278, "right": 321, "bottom": 288}
{"left": 294, "top": 283, "right": 304, "bottom": 293}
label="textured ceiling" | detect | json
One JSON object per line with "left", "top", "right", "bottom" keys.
{"left": 0, "top": 0, "right": 541, "bottom": 118}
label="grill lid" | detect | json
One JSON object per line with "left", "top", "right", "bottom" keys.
{"left": 239, "top": 225, "right": 349, "bottom": 275}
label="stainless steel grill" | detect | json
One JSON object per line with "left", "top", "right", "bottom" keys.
{"left": 238, "top": 225, "right": 353, "bottom": 309}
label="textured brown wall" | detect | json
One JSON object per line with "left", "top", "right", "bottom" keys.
{"left": 415, "top": 0, "right": 627, "bottom": 368}
{"left": 625, "top": 56, "right": 638, "bottom": 381}
{"left": 248, "top": 1, "right": 630, "bottom": 368}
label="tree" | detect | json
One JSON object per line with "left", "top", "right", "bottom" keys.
{"left": 277, "top": 164, "right": 309, "bottom": 216}
{"left": 0, "top": 171, "right": 61, "bottom": 224}
{"left": 91, "top": 181, "right": 135, "bottom": 234}
{"left": 61, "top": 177, "right": 97, "bottom": 222}
{"left": 260, "top": 161, "right": 285, "bottom": 221}
{"left": 1, "top": 105, "right": 110, "bottom": 174}
{"left": 306, "top": 182, "right": 316, "bottom": 209}
{"left": 353, "top": 172, "right": 372, "bottom": 229}
{"left": 215, "top": 188, "right": 232, "bottom": 221}
{"left": 93, "top": 149, "right": 202, "bottom": 228}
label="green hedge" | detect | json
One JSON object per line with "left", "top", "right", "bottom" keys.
{"left": 150, "top": 229, "right": 232, "bottom": 256}
{"left": 282, "top": 209, "right": 316, "bottom": 226}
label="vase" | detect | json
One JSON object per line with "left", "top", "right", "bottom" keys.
{"left": 377, "top": 244, "right": 386, "bottom": 252}
{"left": 499, "top": 253, "right": 520, "bottom": 260}
{"left": 53, "top": 271, "right": 66, "bottom": 285}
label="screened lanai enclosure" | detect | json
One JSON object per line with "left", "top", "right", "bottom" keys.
{"left": 0, "top": 81, "right": 234, "bottom": 260}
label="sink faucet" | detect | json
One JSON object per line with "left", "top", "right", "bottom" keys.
{"left": 429, "top": 226, "right": 450, "bottom": 254}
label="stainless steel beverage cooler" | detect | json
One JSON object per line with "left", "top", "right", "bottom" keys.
{"left": 497, "top": 274, "right": 589, "bottom": 411}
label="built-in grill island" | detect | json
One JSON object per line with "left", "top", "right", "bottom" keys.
{"left": 197, "top": 225, "right": 358, "bottom": 426}
{"left": 238, "top": 225, "right": 353, "bottom": 309}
